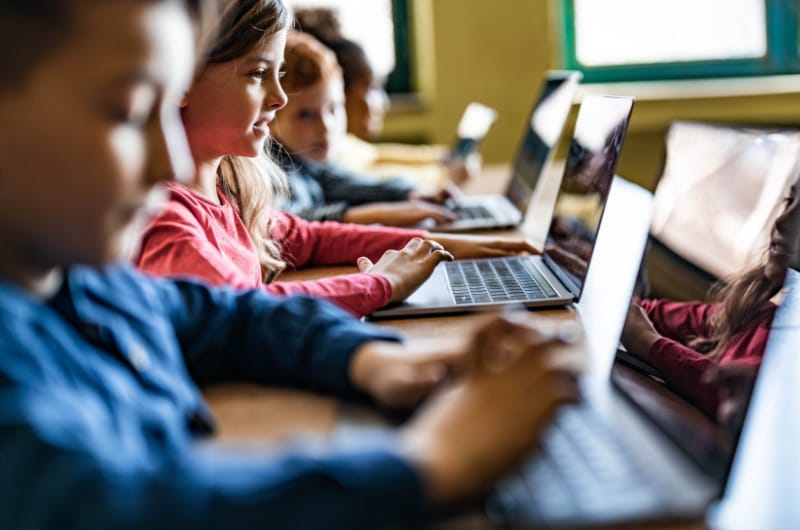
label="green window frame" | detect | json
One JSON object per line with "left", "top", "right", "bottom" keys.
{"left": 561, "top": 0, "right": 800, "bottom": 82}
{"left": 385, "top": 0, "right": 411, "bottom": 93}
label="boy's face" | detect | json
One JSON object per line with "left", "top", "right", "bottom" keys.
{"left": 345, "top": 73, "right": 389, "bottom": 141}
{"left": 270, "top": 77, "right": 347, "bottom": 163}
{"left": 0, "top": 1, "right": 196, "bottom": 270}
{"left": 182, "top": 30, "right": 288, "bottom": 162}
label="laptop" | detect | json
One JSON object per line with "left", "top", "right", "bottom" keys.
{"left": 448, "top": 101, "right": 498, "bottom": 160}
{"left": 485, "top": 225, "right": 788, "bottom": 528}
{"left": 431, "top": 70, "right": 582, "bottom": 232}
{"left": 371, "top": 94, "right": 634, "bottom": 319}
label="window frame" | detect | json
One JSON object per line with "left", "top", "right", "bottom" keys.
{"left": 385, "top": 0, "right": 412, "bottom": 93}
{"left": 561, "top": 0, "right": 800, "bottom": 83}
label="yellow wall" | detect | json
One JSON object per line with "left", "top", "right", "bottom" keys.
{"left": 381, "top": 0, "right": 800, "bottom": 190}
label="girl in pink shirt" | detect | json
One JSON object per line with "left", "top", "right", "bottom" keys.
{"left": 136, "top": 4, "right": 536, "bottom": 317}
{"left": 621, "top": 176, "right": 800, "bottom": 419}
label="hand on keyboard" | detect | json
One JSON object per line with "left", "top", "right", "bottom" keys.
{"left": 343, "top": 200, "right": 458, "bottom": 227}
{"left": 428, "top": 232, "right": 540, "bottom": 260}
{"left": 399, "top": 315, "right": 583, "bottom": 505}
{"left": 357, "top": 237, "right": 454, "bottom": 303}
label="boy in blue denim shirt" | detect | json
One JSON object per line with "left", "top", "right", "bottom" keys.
{"left": 0, "top": 1, "right": 578, "bottom": 528}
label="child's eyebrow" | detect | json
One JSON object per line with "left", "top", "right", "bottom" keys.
{"left": 247, "top": 54, "right": 283, "bottom": 65}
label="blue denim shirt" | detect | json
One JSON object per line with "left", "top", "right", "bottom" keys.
{"left": 0, "top": 264, "right": 425, "bottom": 529}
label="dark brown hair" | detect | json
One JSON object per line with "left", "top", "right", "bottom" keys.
{"left": 689, "top": 258, "right": 780, "bottom": 359}
{"left": 293, "top": 6, "right": 373, "bottom": 91}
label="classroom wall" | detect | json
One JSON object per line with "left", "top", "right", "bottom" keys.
{"left": 381, "top": 0, "right": 800, "bottom": 190}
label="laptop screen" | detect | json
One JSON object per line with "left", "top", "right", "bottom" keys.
{"left": 611, "top": 263, "right": 799, "bottom": 495}
{"left": 542, "top": 95, "right": 635, "bottom": 300}
{"left": 505, "top": 71, "right": 582, "bottom": 214}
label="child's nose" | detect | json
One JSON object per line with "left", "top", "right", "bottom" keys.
{"left": 264, "top": 82, "right": 288, "bottom": 111}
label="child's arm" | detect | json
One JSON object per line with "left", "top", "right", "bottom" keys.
{"left": 0, "top": 383, "right": 427, "bottom": 530}
{"left": 315, "top": 163, "right": 415, "bottom": 205}
{"left": 158, "top": 277, "right": 402, "bottom": 395}
{"left": 0, "top": 308, "right": 576, "bottom": 530}
{"left": 272, "top": 211, "right": 427, "bottom": 266}
{"left": 637, "top": 298, "right": 715, "bottom": 343}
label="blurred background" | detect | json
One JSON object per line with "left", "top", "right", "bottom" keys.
{"left": 287, "top": 0, "right": 800, "bottom": 191}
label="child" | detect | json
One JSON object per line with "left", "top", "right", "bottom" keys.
{"left": 270, "top": 31, "right": 459, "bottom": 226}
{"left": 137, "top": 13, "right": 537, "bottom": 317}
{"left": 294, "top": 6, "right": 478, "bottom": 189}
{"left": 621, "top": 177, "right": 800, "bottom": 418}
{"left": 0, "top": 0, "right": 578, "bottom": 528}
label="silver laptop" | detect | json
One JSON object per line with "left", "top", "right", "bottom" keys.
{"left": 432, "top": 70, "right": 582, "bottom": 232}
{"left": 371, "top": 94, "right": 634, "bottom": 319}
{"left": 486, "top": 271, "right": 787, "bottom": 529}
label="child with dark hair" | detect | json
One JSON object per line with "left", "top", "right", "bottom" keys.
{"left": 270, "top": 30, "right": 458, "bottom": 226}
{"left": 294, "top": 6, "right": 479, "bottom": 190}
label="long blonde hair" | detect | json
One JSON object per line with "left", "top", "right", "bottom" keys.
{"left": 206, "top": 0, "right": 290, "bottom": 282}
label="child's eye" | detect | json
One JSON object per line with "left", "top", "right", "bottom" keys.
{"left": 249, "top": 68, "right": 266, "bottom": 79}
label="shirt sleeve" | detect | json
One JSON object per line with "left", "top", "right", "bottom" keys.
{"left": 272, "top": 211, "right": 427, "bottom": 267}
{"left": 288, "top": 201, "right": 350, "bottom": 223}
{"left": 137, "top": 206, "right": 404, "bottom": 318}
{"left": 646, "top": 337, "right": 720, "bottom": 417}
{"left": 315, "top": 163, "right": 415, "bottom": 206}
{"left": 151, "top": 276, "right": 402, "bottom": 396}
{"left": 265, "top": 273, "right": 393, "bottom": 318}
{"left": 136, "top": 205, "right": 261, "bottom": 291}
{"left": 637, "top": 298, "right": 716, "bottom": 344}
{"left": 0, "top": 386, "right": 427, "bottom": 530}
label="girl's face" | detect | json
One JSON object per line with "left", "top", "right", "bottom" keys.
{"left": 765, "top": 177, "right": 800, "bottom": 284}
{"left": 0, "top": 1, "right": 195, "bottom": 270}
{"left": 182, "top": 30, "right": 288, "bottom": 161}
{"left": 345, "top": 71, "right": 389, "bottom": 141}
{"left": 270, "top": 77, "right": 347, "bottom": 163}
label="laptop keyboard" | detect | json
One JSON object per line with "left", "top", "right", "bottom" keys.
{"left": 487, "top": 401, "right": 665, "bottom": 524}
{"left": 445, "top": 258, "right": 556, "bottom": 304}
{"left": 452, "top": 204, "right": 494, "bottom": 220}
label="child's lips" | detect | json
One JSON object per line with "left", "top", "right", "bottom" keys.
{"left": 253, "top": 116, "right": 273, "bottom": 136}
{"left": 253, "top": 122, "right": 269, "bottom": 136}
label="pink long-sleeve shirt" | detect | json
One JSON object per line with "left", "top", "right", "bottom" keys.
{"left": 136, "top": 183, "right": 426, "bottom": 316}
{"left": 639, "top": 298, "right": 775, "bottom": 417}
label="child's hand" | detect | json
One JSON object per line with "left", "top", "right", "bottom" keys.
{"left": 428, "top": 232, "right": 540, "bottom": 259}
{"left": 343, "top": 201, "right": 458, "bottom": 227}
{"left": 349, "top": 335, "right": 470, "bottom": 410}
{"left": 397, "top": 315, "right": 582, "bottom": 505}
{"left": 357, "top": 237, "right": 454, "bottom": 303}
{"left": 407, "top": 182, "right": 462, "bottom": 205}
{"left": 620, "top": 302, "right": 662, "bottom": 358}
{"left": 443, "top": 152, "right": 481, "bottom": 187}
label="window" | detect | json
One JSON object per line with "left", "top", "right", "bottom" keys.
{"left": 561, "top": 0, "right": 800, "bottom": 82}
{"left": 286, "top": 0, "right": 411, "bottom": 92}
